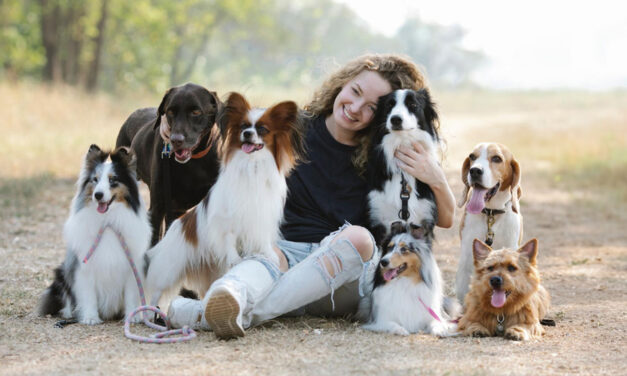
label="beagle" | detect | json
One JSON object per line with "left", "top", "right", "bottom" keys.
{"left": 455, "top": 142, "right": 523, "bottom": 305}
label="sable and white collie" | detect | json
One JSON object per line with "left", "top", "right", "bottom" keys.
{"left": 37, "top": 145, "right": 151, "bottom": 325}
{"left": 361, "top": 222, "right": 459, "bottom": 336}
{"left": 367, "top": 89, "right": 441, "bottom": 245}
{"left": 145, "top": 92, "right": 305, "bottom": 306}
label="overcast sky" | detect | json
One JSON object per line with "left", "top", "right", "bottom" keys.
{"left": 336, "top": 0, "right": 627, "bottom": 90}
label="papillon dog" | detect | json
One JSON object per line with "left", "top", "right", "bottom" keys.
{"left": 38, "top": 145, "right": 151, "bottom": 325}
{"left": 361, "top": 222, "right": 459, "bottom": 336}
{"left": 145, "top": 92, "right": 306, "bottom": 306}
{"left": 367, "top": 89, "right": 440, "bottom": 245}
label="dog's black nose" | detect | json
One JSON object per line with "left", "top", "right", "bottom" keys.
{"left": 469, "top": 167, "right": 483, "bottom": 178}
{"left": 242, "top": 129, "right": 254, "bottom": 140}
{"left": 94, "top": 192, "right": 103, "bottom": 201}
{"left": 170, "top": 133, "right": 184, "bottom": 148}
{"left": 490, "top": 276, "right": 503, "bottom": 288}
{"left": 390, "top": 115, "right": 402, "bottom": 130}
{"left": 380, "top": 258, "right": 389, "bottom": 267}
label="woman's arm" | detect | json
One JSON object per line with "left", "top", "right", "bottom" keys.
{"left": 394, "top": 141, "right": 455, "bottom": 228}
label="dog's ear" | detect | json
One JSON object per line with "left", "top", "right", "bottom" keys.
{"left": 510, "top": 157, "right": 522, "bottom": 214}
{"left": 112, "top": 146, "right": 137, "bottom": 174}
{"left": 217, "top": 92, "right": 250, "bottom": 139}
{"left": 518, "top": 238, "right": 538, "bottom": 266}
{"left": 390, "top": 221, "right": 406, "bottom": 236}
{"left": 417, "top": 88, "right": 440, "bottom": 142}
{"left": 472, "top": 239, "right": 492, "bottom": 265}
{"left": 206, "top": 90, "right": 222, "bottom": 126}
{"left": 88, "top": 144, "right": 101, "bottom": 155}
{"left": 459, "top": 155, "right": 471, "bottom": 208}
{"left": 154, "top": 87, "right": 174, "bottom": 130}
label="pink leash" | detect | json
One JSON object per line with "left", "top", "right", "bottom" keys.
{"left": 418, "top": 297, "right": 442, "bottom": 322}
{"left": 83, "top": 225, "right": 196, "bottom": 343}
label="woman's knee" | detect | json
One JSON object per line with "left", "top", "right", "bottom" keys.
{"left": 333, "top": 225, "right": 374, "bottom": 262}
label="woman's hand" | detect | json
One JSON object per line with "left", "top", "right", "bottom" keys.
{"left": 394, "top": 141, "right": 455, "bottom": 228}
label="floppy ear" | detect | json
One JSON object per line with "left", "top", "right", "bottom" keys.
{"left": 459, "top": 156, "right": 471, "bottom": 208}
{"left": 510, "top": 158, "right": 522, "bottom": 213}
{"left": 154, "top": 88, "right": 174, "bottom": 130}
{"left": 472, "top": 239, "right": 492, "bottom": 266}
{"left": 206, "top": 90, "right": 222, "bottom": 127}
{"left": 518, "top": 238, "right": 538, "bottom": 266}
{"left": 390, "top": 221, "right": 406, "bottom": 236}
{"left": 417, "top": 88, "right": 440, "bottom": 142}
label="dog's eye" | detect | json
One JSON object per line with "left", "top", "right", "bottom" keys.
{"left": 487, "top": 266, "right": 494, "bottom": 272}
{"left": 491, "top": 156, "right": 502, "bottom": 163}
{"left": 256, "top": 125, "right": 269, "bottom": 136}
{"left": 469, "top": 154, "right": 476, "bottom": 161}
{"left": 92, "top": 177, "right": 99, "bottom": 183}
{"left": 400, "top": 247, "right": 409, "bottom": 254}
{"left": 109, "top": 176, "right": 118, "bottom": 186}
{"left": 167, "top": 110, "right": 174, "bottom": 117}
{"left": 507, "top": 265, "right": 517, "bottom": 272}
{"left": 191, "top": 110, "right": 202, "bottom": 116}
{"left": 240, "top": 123, "right": 248, "bottom": 130}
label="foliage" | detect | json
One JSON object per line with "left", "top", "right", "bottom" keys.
{"left": 0, "top": 0, "right": 484, "bottom": 92}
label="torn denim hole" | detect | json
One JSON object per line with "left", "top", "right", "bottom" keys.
{"left": 313, "top": 247, "right": 346, "bottom": 311}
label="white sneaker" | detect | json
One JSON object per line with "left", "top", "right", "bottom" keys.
{"left": 204, "top": 285, "right": 245, "bottom": 339}
{"left": 167, "top": 297, "right": 210, "bottom": 330}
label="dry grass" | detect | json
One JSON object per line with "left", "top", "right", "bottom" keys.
{"left": 1, "top": 82, "right": 626, "bottom": 375}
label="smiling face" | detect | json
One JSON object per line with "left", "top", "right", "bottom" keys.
{"left": 461, "top": 142, "right": 521, "bottom": 214}
{"left": 327, "top": 70, "right": 392, "bottom": 144}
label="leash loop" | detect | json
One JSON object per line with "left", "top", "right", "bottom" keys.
{"left": 398, "top": 174, "right": 411, "bottom": 221}
{"left": 84, "top": 225, "right": 196, "bottom": 343}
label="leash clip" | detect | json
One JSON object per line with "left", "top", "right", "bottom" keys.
{"left": 161, "top": 142, "right": 172, "bottom": 159}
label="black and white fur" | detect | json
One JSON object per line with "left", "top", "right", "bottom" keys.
{"left": 367, "top": 89, "right": 440, "bottom": 245}
{"left": 37, "top": 145, "right": 151, "bottom": 324}
{"left": 360, "top": 223, "right": 459, "bottom": 336}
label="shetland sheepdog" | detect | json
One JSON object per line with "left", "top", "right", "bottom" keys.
{"left": 37, "top": 145, "right": 151, "bottom": 324}
{"left": 367, "top": 89, "right": 440, "bottom": 245}
{"left": 361, "top": 222, "right": 459, "bottom": 336}
{"left": 145, "top": 92, "right": 305, "bottom": 306}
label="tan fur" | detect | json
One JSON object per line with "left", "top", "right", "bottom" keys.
{"left": 180, "top": 208, "right": 198, "bottom": 247}
{"left": 381, "top": 244, "right": 422, "bottom": 284}
{"left": 458, "top": 239, "right": 550, "bottom": 341}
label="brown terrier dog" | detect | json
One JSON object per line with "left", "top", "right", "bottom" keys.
{"left": 458, "top": 238, "right": 550, "bottom": 340}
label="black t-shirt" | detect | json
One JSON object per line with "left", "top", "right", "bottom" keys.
{"left": 280, "top": 115, "right": 370, "bottom": 243}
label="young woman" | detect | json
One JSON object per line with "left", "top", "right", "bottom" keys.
{"left": 168, "top": 54, "right": 455, "bottom": 339}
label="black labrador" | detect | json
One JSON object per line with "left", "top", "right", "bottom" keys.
{"left": 116, "top": 83, "right": 222, "bottom": 245}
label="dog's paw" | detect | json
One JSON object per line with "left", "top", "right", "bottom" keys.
{"left": 429, "top": 322, "right": 453, "bottom": 337}
{"left": 80, "top": 316, "right": 103, "bottom": 325}
{"left": 391, "top": 326, "right": 410, "bottom": 336}
{"left": 504, "top": 326, "right": 531, "bottom": 341}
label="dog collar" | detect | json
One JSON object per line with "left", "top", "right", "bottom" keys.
{"left": 191, "top": 143, "right": 213, "bottom": 159}
{"left": 482, "top": 208, "right": 506, "bottom": 246}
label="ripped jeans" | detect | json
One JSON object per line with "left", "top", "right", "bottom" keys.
{"left": 247, "top": 224, "right": 379, "bottom": 326}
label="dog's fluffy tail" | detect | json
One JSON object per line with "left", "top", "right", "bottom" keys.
{"left": 37, "top": 267, "right": 68, "bottom": 316}
{"left": 442, "top": 296, "right": 462, "bottom": 320}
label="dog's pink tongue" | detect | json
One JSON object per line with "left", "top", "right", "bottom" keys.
{"left": 383, "top": 269, "right": 398, "bottom": 282}
{"left": 97, "top": 202, "right": 108, "bottom": 214}
{"left": 467, "top": 188, "right": 488, "bottom": 214}
{"left": 242, "top": 143, "right": 256, "bottom": 153}
{"left": 491, "top": 289, "right": 507, "bottom": 308}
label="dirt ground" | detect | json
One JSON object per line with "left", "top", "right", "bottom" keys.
{"left": 1, "top": 92, "right": 626, "bottom": 375}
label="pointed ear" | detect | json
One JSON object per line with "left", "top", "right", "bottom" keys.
{"left": 390, "top": 221, "right": 406, "bottom": 236}
{"left": 518, "top": 238, "right": 538, "bottom": 265}
{"left": 473, "top": 239, "right": 492, "bottom": 265}
{"left": 459, "top": 156, "right": 471, "bottom": 208}
{"left": 154, "top": 87, "right": 174, "bottom": 130}
{"left": 217, "top": 92, "right": 250, "bottom": 139}
{"left": 510, "top": 158, "right": 522, "bottom": 213}
{"left": 112, "top": 146, "right": 137, "bottom": 172}
{"left": 88, "top": 144, "right": 101, "bottom": 155}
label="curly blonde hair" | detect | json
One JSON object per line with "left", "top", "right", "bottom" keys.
{"left": 305, "top": 54, "right": 428, "bottom": 174}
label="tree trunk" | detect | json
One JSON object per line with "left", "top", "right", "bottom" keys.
{"left": 85, "top": 0, "right": 108, "bottom": 91}
{"left": 40, "top": 0, "right": 61, "bottom": 82}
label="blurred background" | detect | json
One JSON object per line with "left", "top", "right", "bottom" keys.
{"left": 1, "top": 0, "right": 625, "bottom": 201}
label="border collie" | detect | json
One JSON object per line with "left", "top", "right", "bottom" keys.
{"left": 145, "top": 92, "right": 306, "bottom": 306}
{"left": 367, "top": 89, "right": 440, "bottom": 245}
{"left": 361, "top": 222, "right": 459, "bottom": 336}
{"left": 37, "top": 145, "right": 151, "bottom": 324}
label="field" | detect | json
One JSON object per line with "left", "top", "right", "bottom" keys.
{"left": 1, "top": 81, "right": 626, "bottom": 375}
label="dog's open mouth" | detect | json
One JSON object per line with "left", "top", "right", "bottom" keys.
{"left": 466, "top": 182, "right": 500, "bottom": 214}
{"left": 174, "top": 148, "right": 192, "bottom": 163}
{"left": 383, "top": 263, "right": 407, "bottom": 282}
{"left": 491, "top": 289, "right": 511, "bottom": 308}
{"left": 242, "top": 142, "right": 264, "bottom": 154}
{"left": 96, "top": 195, "right": 115, "bottom": 214}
